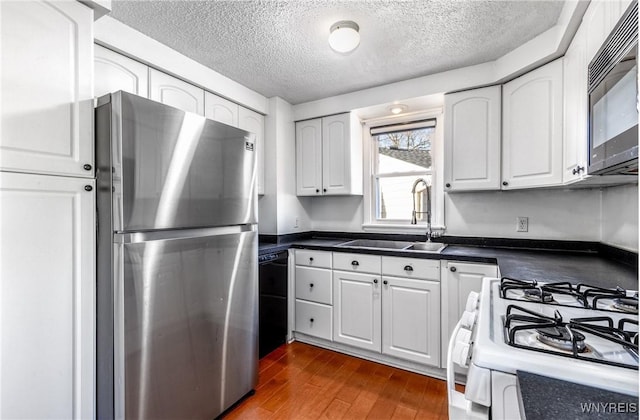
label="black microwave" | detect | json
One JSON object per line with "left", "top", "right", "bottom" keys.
{"left": 588, "top": 0, "right": 638, "bottom": 175}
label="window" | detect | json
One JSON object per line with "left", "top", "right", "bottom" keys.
{"left": 362, "top": 111, "right": 443, "bottom": 232}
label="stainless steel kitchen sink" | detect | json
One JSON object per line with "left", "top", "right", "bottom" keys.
{"left": 336, "top": 239, "right": 447, "bottom": 253}
{"left": 406, "top": 242, "right": 447, "bottom": 253}
{"left": 336, "top": 239, "right": 414, "bottom": 250}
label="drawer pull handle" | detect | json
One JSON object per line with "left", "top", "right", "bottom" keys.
{"left": 404, "top": 265, "right": 413, "bottom": 272}
{"left": 373, "top": 279, "right": 378, "bottom": 284}
{"left": 383, "top": 280, "right": 388, "bottom": 285}
{"left": 351, "top": 260, "right": 359, "bottom": 266}
{"left": 450, "top": 267, "right": 457, "bottom": 272}
{"left": 309, "top": 283, "right": 314, "bottom": 288}
{"left": 310, "top": 318, "right": 314, "bottom": 323}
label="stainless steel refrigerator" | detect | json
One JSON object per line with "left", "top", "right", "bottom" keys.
{"left": 95, "top": 91, "right": 258, "bottom": 419}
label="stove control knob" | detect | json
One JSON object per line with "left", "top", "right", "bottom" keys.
{"left": 455, "top": 327, "right": 472, "bottom": 344}
{"left": 465, "top": 292, "right": 480, "bottom": 312}
{"left": 453, "top": 341, "right": 471, "bottom": 368}
{"left": 461, "top": 310, "right": 477, "bottom": 329}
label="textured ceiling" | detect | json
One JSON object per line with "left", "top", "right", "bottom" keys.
{"left": 110, "top": 0, "right": 565, "bottom": 105}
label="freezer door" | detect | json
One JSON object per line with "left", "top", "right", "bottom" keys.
{"left": 102, "top": 91, "right": 257, "bottom": 231}
{"left": 113, "top": 226, "right": 258, "bottom": 419}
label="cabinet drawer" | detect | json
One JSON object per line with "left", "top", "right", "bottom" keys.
{"left": 382, "top": 257, "right": 440, "bottom": 280}
{"left": 295, "top": 266, "right": 332, "bottom": 304}
{"left": 295, "top": 249, "right": 332, "bottom": 268}
{"left": 295, "top": 300, "right": 332, "bottom": 340}
{"left": 333, "top": 252, "right": 381, "bottom": 274}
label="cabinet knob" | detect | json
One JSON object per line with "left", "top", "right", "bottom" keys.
{"left": 84, "top": 185, "right": 93, "bottom": 192}
{"left": 83, "top": 164, "right": 92, "bottom": 171}
{"left": 310, "top": 318, "right": 314, "bottom": 323}
{"left": 323, "top": 188, "right": 327, "bottom": 193}
{"left": 383, "top": 280, "right": 388, "bottom": 285}
{"left": 450, "top": 266, "right": 457, "bottom": 272}
{"left": 309, "top": 283, "right": 314, "bottom": 288}
{"left": 445, "top": 183, "right": 451, "bottom": 188}
{"left": 373, "top": 279, "right": 378, "bottom": 284}
{"left": 309, "top": 257, "right": 314, "bottom": 262}
{"left": 502, "top": 181, "right": 509, "bottom": 186}
{"left": 404, "top": 265, "right": 413, "bottom": 272}
{"left": 316, "top": 189, "right": 320, "bottom": 193}
{"left": 351, "top": 260, "right": 359, "bottom": 266}
{"left": 572, "top": 166, "right": 585, "bottom": 175}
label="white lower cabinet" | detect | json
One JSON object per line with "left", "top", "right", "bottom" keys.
{"left": 0, "top": 172, "right": 95, "bottom": 419}
{"left": 333, "top": 271, "right": 381, "bottom": 352}
{"left": 295, "top": 300, "right": 332, "bottom": 340}
{"left": 382, "top": 276, "right": 440, "bottom": 366}
{"left": 294, "top": 250, "right": 333, "bottom": 341}
{"left": 441, "top": 261, "right": 498, "bottom": 367}
{"left": 296, "top": 251, "right": 443, "bottom": 370}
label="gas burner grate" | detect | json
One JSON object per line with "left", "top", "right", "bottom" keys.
{"left": 499, "top": 277, "right": 637, "bottom": 314}
{"left": 504, "top": 305, "right": 639, "bottom": 370}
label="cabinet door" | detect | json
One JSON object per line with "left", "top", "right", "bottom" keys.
{"left": 502, "top": 59, "right": 563, "bottom": 189}
{"left": 204, "top": 92, "right": 239, "bottom": 126}
{"left": 333, "top": 271, "right": 381, "bottom": 352}
{"left": 562, "top": 25, "right": 588, "bottom": 184}
{"left": 0, "top": 172, "right": 95, "bottom": 419}
{"left": 382, "top": 276, "right": 440, "bottom": 366}
{"left": 94, "top": 44, "right": 149, "bottom": 99}
{"left": 0, "top": 1, "right": 94, "bottom": 178}
{"left": 440, "top": 262, "right": 497, "bottom": 367}
{"left": 322, "top": 113, "right": 351, "bottom": 195}
{"left": 444, "top": 86, "right": 501, "bottom": 191}
{"left": 238, "top": 107, "right": 265, "bottom": 195}
{"left": 149, "top": 68, "right": 204, "bottom": 115}
{"left": 296, "top": 119, "right": 323, "bottom": 196}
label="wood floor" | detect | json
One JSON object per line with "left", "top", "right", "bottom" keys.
{"left": 224, "top": 342, "right": 454, "bottom": 420}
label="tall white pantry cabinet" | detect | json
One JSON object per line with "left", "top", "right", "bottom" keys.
{"left": 0, "top": 1, "right": 96, "bottom": 419}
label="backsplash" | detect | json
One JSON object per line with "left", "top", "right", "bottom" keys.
{"left": 601, "top": 183, "right": 638, "bottom": 252}
{"left": 305, "top": 185, "right": 638, "bottom": 251}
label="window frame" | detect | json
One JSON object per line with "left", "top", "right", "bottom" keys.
{"left": 362, "top": 108, "right": 445, "bottom": 233}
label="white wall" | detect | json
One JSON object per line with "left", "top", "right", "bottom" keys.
{"left": 260, "top": 97, "right": 311, "bottom": 235}
{"left": 601, "top": 184, "right": 638, "bottom": 252}
{"left": 310, "top": 196, "right": 364, "bottom": 232}
{"left": 272, "top": 97, "right": 312, "bottom": 235}
{"left": 445, "top": 188, "right": 602, "bottom": 241}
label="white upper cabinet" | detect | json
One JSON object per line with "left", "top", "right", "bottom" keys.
{"left": 0, "top": 172, "right": 95, "bottom": 420}
{"left": 149, "top": 69, "right": 204, "bottom": 115}
{"left": 204, "top": 92, "right": 239, "bottom": 126}
{"left": 94, "top": 44, "right": 149, "bottom": 98}
{"left": 0, "top": 1, "right": 94, "bottom": 178}
{"left": 238, "top": 107, "right": 265, "bottom": 195}
{"left": 563, "top": 24, "right": 588, "bottom": 184}
{"left": 444, "top": 86, "right": 502, "bottom": 191}
{"left": 296, "top": 113, "right": 363, "bottom": 196}
{"left": 296, "top": 118, "right": 324, "bottom": 195}
{"left": 502, "top": 59, "right": 564, "bottom": 189}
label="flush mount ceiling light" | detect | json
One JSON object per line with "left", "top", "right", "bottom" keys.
{"left": 389, "top": 104, "right": 408, "bottom": 115}
{"left": 328, "top": 20, "right": 360, "bottom": 54}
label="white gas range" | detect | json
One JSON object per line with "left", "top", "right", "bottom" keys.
{"left": 447, "top": 277, "right": 639, "bottom": 420}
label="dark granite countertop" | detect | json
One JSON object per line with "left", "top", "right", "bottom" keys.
{"left": 258, "top": 235, "right": 638, "bottom": 290}
{"left": 517, "top": 371, "right": 638, "bottom": 419}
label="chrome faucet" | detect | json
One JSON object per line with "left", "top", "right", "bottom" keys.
{"left": 410, "top": 178, "right": 433, "bottom": 241}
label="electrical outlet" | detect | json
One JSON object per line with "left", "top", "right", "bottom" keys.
{"left": 516, "top": 217, "right": 528, "bottom": 232}
{"left": 294, "top": 217, "right": 299, "bottom": 229}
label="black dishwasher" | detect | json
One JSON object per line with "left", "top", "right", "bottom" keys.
{"left": 258, "top": 250, "right": 288, "bottom": 358}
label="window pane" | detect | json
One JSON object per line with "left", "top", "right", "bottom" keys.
{"left": 375, "top": 127, "right": 434, "bottom": 174}
{"left": 376, "top": 175, "right": 432, "bottom": 220}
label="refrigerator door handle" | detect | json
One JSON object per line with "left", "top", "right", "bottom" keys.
{"left": 114, "top": 224, "right": 256, "bottom": 244}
